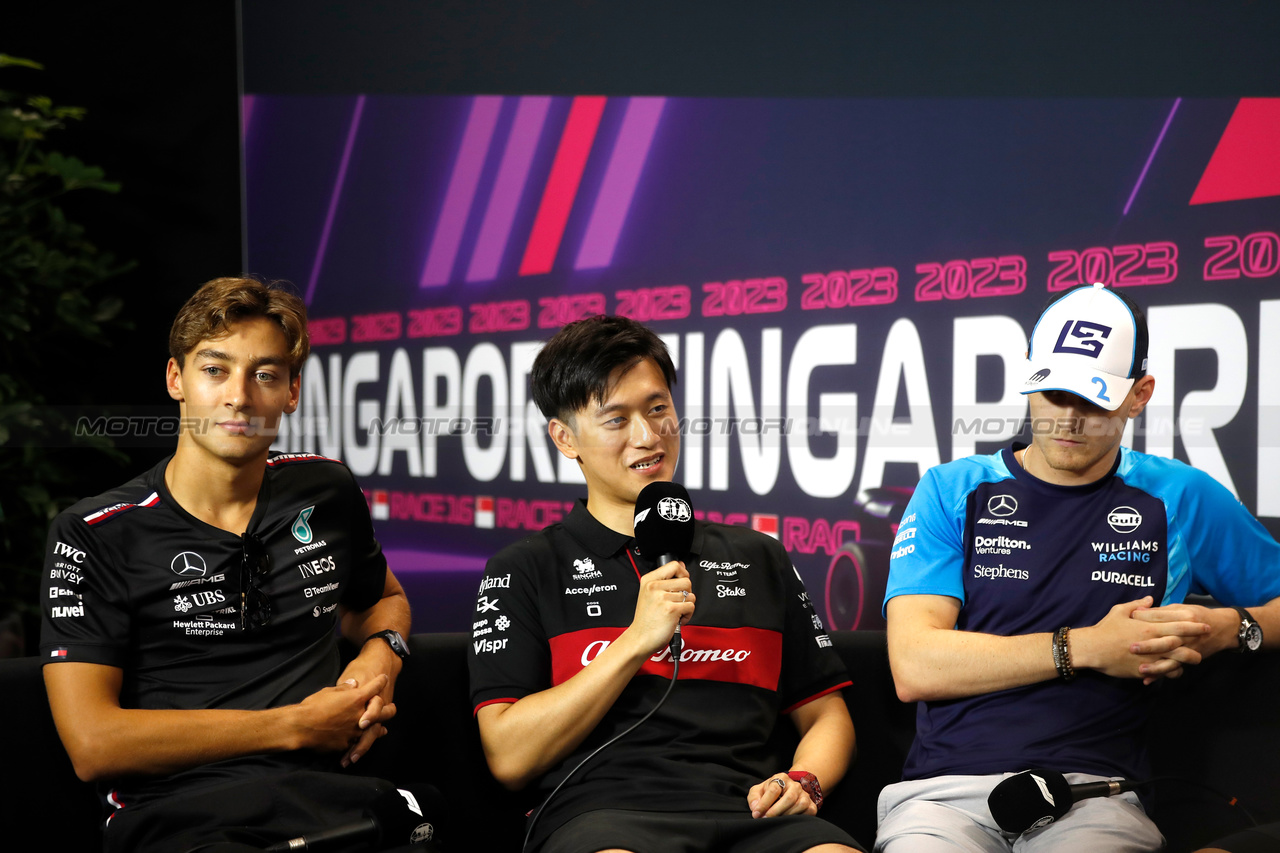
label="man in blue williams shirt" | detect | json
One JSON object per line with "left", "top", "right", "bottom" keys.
{"left": 877, "top": 283, "right": 1280, "bottom": 852}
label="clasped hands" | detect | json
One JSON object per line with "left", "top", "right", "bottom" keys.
{"left": 1080, "top": 596, "right": 1231, "bottom": 685}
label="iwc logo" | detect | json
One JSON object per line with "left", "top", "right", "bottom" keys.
{"left": 292, "top": 506, "right": 316, "bottom": 544}
{"left": 657, "top": 497, "right": 692, "bottom": 522}
{"left": 170, "top": 552, "right": 207, "bottom": 578}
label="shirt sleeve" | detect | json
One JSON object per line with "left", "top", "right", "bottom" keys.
{"left": 335, "top": 465, "right": 389, "bottom": 613}
{"left": 468, "top": 540, "right": 551, "bottom": 713}
{"left": 882, "top": 465, "right": 970, "bottom": 613}
{"left": 776, "top": 540, "right": 852, "bottom": 712}
{"left": 39, "top": 511, "right": 131, "bottom": 668}
{"left": 1169, "top": 466, "right": 1280, "bottom": 606}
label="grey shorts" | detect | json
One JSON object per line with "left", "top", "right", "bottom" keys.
{"left": 875, "top": 774, "right": 1164, "bottom": 853}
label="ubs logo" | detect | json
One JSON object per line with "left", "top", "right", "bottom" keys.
{"left": 987, "top": 495, "right": 1018, "bottom": 517}
{"left": 1108, "top": 506, "right": 1142, "bottom": 534}
{"left": 170, "top": 552, "right": 207, "bottom": 577}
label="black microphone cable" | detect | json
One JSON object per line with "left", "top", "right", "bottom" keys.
{"left": 520, "top": 640, "right": 682, "bottom": 853}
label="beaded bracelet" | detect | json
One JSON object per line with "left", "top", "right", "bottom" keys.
{"left": 1052, "top": 626, "right": 1076, "bottom": 682}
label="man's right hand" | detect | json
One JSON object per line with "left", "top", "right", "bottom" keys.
{"left": 1072, "top": 596, "right": 1211, "bottom": 682}
{"left": 626, "top": 560, "right": 695, "bottom": 655}
{"left": 292, "top": 674, "right": 392, "bottom": 754}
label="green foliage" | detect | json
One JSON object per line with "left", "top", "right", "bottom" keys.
{"left": 0, "top": 54, "right": 133, "bottom": 639}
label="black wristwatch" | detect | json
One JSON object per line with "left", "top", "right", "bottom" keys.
{"left": 366, "top": 629, "right": 411, "bottom": 660}
{"left": 1233, "top": 607, "right": 1263, "bottom": 653}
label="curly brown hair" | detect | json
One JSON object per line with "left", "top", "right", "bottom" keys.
{"left": 168, "top": 277, "right": 310, "bottom": 378}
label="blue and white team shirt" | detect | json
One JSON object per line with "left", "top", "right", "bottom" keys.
{"left": 884, "top": 445, "right": 1280, "bottom": 782}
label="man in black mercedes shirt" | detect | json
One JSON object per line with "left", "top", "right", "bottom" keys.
{"left": 40, "top": 277, "right": 414, "bottom": 852}
{"left": 468, "top": 315, "right": 864, "bottom": 853}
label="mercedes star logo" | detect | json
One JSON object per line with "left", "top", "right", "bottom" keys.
{"left": 170, "top": 551, "right": 208, "bottom": 577}
{"left": 987, "top": 494, "right": 1019, "bottom": 517}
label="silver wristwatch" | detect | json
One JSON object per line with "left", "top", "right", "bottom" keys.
{"left": 1233, "top": 607, "right": 1263, "bottom": 653}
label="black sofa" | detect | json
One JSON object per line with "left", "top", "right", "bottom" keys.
{"left": 2, "top": 631, "right": 1276, "bottom": 851}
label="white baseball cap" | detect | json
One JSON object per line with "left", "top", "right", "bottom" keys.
{"left": 1020, "top": 282, "right": 1148, "bottom": 412}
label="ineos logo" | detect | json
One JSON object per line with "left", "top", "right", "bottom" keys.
{"left": 170, "top": 552, "right": 208, "bottom": 577}
{"left": 987, "top": 495, "right": 1018, "bottom": 517}
{"left": 1108, "top": 506, "right": 1142, "bottom": 534}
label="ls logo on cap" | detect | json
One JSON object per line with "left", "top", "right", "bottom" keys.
{"left": 292, "top": 506, "right": 315, "bottom": 544}
{"left": 1052, "top": 320, "right": 1112, "bottom": 358}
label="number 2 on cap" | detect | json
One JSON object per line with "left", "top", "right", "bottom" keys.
{"left": 1091, "top": 377, "right": 1110, "bottom": 402}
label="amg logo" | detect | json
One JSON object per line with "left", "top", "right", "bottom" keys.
{"left": 51, "top": 605, "right": 85, "bottom": 618}
{"left": 170, "top": 573, "right": 227, "bottom": 591}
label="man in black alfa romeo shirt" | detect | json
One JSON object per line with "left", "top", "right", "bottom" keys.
{"left": 469, "top": 316, "right": 864, "bottom": 853}
{"left": 40, "top": 277, "right": 414, "bottom": 852}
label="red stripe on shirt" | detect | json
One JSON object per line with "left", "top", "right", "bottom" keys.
{"left": 780, "top": 681, "right": 852, "bottom": 715}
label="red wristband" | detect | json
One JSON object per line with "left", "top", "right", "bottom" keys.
{"left": 788, "top": 771, "right": 823, "bottom": 811}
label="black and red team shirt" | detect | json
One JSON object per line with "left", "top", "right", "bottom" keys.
{"left": 39, "top": 452, "right": 387, "bottom": 810}
{"left": 468, "top": 500, "right": 852, "bottom": 848}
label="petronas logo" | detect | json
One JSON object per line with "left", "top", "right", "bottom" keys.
{"left": 292, "top": 506, "right": 315, "bottom": 544}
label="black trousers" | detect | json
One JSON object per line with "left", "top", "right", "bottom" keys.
{"left": 103, "top": 770, "right": 433, "bottom": 853}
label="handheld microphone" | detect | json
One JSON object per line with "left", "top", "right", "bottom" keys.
{"left": 633, "top": 481, "right": 695, "bottom": 655}
{"left": 263, "top": 783, "right": 441, "bottom": 851}
{"left": 988, "top": 769, "right": 1141, "bottom": 834}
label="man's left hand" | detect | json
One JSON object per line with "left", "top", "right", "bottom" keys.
{"left": 747, "top": 774, "right": 817, "bottom": 818}
{"left": 335, "top": 638, "right": 403, "bottom": 766}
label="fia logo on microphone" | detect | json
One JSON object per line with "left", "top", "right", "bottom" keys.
{"left": 657, "top": 497, "right": 692, "bottom": 522}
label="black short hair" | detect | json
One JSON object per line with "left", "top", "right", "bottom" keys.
{"left": 531, "top": 315, "right": 677, "bottom": 422}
